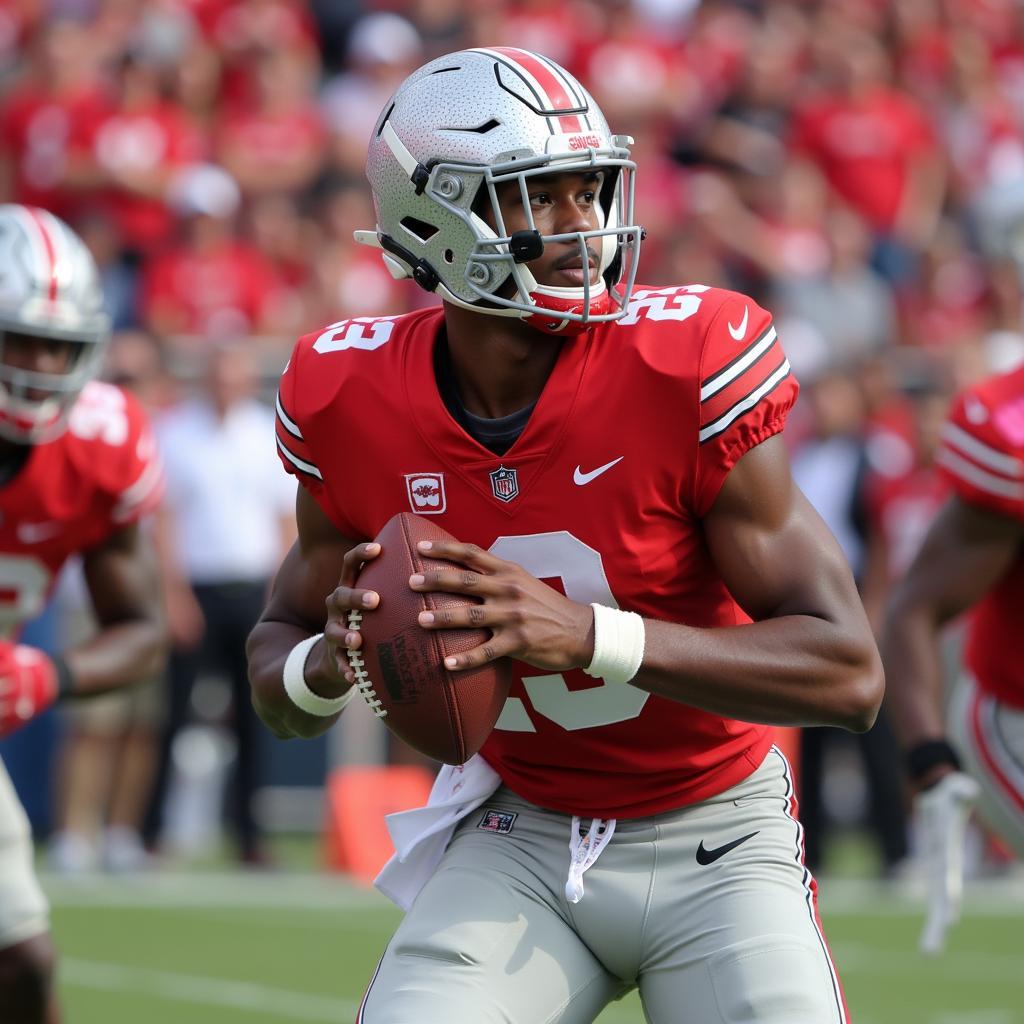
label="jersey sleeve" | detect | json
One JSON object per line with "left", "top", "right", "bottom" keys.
{"left": 693, "top": 294, "right": 798, "bottom": 515}
{"left": 936, "top": 388, "right": 1024, "bottom": 521}
{"left": 99, "top": 388, "right": 165, "bottom": 527}
{"left": 275, "top": 338, "right": 326, "bottom": 496}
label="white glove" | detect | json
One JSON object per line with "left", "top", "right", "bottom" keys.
{"left": 916, "top": 770, "right": 980, "bottom": 955}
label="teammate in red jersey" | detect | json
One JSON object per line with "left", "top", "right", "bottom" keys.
{"left": 885, "top": 364, "right": 1024, "bottom": 953}
{"left": 248, "top": 49, "right": 882, "bottom": 1023}
{"left": 0, "top": 204, "right": 165, "bottom": 1023}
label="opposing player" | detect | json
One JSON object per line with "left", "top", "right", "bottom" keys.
{"left": 884, "top": 364, "right": 1024, "bottom": 953}
{"left": 248, "top": 50, "right": 883, "bottom": 1022}
{"left": 0, "top": 205, "right": 165, "bottom": 1022}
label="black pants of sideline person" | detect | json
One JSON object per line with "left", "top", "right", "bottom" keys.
{"left": 143, "top": 580, "right": 268, "bottom": 863}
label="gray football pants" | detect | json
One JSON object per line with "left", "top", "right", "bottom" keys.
{"left": 358, "top": 747, "right": 848, "bottom": 1023}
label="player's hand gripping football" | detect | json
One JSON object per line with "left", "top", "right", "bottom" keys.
{"left": 916, "top": 768, "right": 981, "bottom": 955}
{"left": 0, "top": 641, "right": 61, "bottom": 738}
{"left": 318, "top": 541, "right": 381, "bottom": 686}
{"left": 404, "top": 539, "right": 595, "bottom": 673}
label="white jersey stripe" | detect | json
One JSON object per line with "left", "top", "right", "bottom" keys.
{"left": 276, "top": 436, "right": 322, "bottom": 480}
{"left": 936, "top": 448, "right": 1024, "bottom": 500}
{"left": 700, "top": 327, "right": 778, "bottom": 401}
{"left": 275, "top": 393, "right": 303, "bottom": 440}
{"left": 699, "top": 359, "right": 790, "bottom": 444}
{"left": 113, "top": 457, "right": 164, "bottom": 523}
{"left": 941, "top": 422, "right": 1022, "bottom": 477}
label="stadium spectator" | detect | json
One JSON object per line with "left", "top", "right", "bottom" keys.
{"left": 0, "top": 18, "right": 106, "bottom": 221}
{"left": 147, "top": 341, "right": 295, "bottom": 865}
{"left": 789, "top": 23, "right": 944, "bottom": 286}
{"left": 214, "top": 46, "right": 326, "bottom": 200}
{"left": 65, "top": 48, "right": 205, "bottom": 263}
{"left": 139, "top": 163, "right": 286, "bottom": 338}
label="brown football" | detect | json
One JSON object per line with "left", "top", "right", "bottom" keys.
{"left": 346, "top": 512, "right": 512, "bottom": 765}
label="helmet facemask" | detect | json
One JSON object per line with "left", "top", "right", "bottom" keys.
{"left": 0, "top": 329, "right": 106, "bottom": 444}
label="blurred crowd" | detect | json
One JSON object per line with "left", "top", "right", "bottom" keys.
{"left": 3, "top": 0, "right": 1024, "bottom": 875}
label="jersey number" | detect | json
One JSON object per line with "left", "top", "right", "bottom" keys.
{"left": 489, "top": 532, "right": 648, "bottom": 732}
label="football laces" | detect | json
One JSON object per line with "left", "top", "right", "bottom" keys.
{"left": 346, "top": 609, "right": 387, "bottom": 718}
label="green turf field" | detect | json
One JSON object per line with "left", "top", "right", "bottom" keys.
{"left": 45, "top": 870, "right": 1023, "bottom": 1023}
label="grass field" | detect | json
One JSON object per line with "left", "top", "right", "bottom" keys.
{"left": 45, "top": 866, "right": 1024, "bottom": 1023}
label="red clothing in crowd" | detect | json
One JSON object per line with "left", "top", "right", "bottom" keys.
{"left": 140, "top": 240, "right": 281, "bottom": 337}
{"left": 789, "top": 88, "right": 936, "bottom": 231}
{"left": 0, "top": 82, "right": 106, "bottom": 219}
{"left": 72, "top": 101, "right": 205, "bottom": 255}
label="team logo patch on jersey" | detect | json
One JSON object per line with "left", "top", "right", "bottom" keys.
{"left": 405, "top": 473, "right": 446, "bottom": 514}
{"left": 478, "top": 809, "right": 517, "bottom": 834}
{"left": 489, "top": 465, "right": 519, "bottom": 503}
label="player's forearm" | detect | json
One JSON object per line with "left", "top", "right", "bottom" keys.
{"left": 63, "top": 618, "right": 167, "bottom": 698}
{"left": 633, "top": 614, "right": 883, "bottom": 731}
{"left": 246, "top": 620, "right": 350, "bottom": 740}
{"left": 881, "top": 594, "right": 948, "bottom": 748}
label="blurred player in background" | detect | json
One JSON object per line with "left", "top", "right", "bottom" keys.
{"left": 0, "top": 205, "right": 165, "bottom": 1022}
{"left": 248, "top": 49, "right": 883, "bottom": 1023}
{"left": 885, "top": 361, "right": 1024, "bottom": 954}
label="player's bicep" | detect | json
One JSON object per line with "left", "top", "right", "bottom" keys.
{"left": 893, "top": 496, "right": 1023, "bottom": 624}
{"left": 261, "top": 485, "right": 359, "bottom": 632}
{"left": 81, "top": 522, "right": 162, "bottom": 627}
{"left": 703, "top": 435, "right": 861, "bottom": 623}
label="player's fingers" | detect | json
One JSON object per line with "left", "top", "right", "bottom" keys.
{"left": 338, "top": 542, "right": 382, "bottom": 587}
{"left": 417, "top": 539, "right": 501, "bottom": 572}
{"left": 325, "top": 584, "right": 379, "bottom": 616}
{"left": 409, "top": 567, "right": 504, "bottom": 597}
{"left": 417, "top": 602, "right": 489, "bottom": 629}
{"left": 442, "top": 635, "right": 509, "bottom": 672}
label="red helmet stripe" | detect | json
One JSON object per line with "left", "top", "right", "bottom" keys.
{"left": 24, "top": 207, "right": 59, "bottom": 301}
{"left": 490, "top": 47, "right": 583, "bottom": 133}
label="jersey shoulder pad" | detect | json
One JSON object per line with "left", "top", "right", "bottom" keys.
{"left": 937, "top": 366, "right": 1024, "bottom": 518}
{"left": 65, "top": 382, "right": 164, "bottom": 526}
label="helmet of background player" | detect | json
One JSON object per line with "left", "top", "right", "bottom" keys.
{"left": 358, "top": 47, "right": 643, "bottom": 336}
{"left": 0, "top": 204, "right": 111, "bottom": 444}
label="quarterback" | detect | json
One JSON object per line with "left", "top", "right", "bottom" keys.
{"left": 248, "top": 49, "right": 883, "bottom": 1022}
{"left": 0, "top": 204, "right": 165, "bottom": 1023}
{"left": 885, "top": 364, "right": 1024, "bottom": 953}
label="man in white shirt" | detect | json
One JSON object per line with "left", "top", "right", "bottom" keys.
{"left": 147, "top": 341, "right": 295, "bottom": 863}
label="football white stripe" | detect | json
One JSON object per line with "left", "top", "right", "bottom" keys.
{"left": 699, "top": 359, "right": 790, "bottom": 443}
{"left": 936, "top": 448, "right": 1024, "bottom": 500}
{"left": 276, "top": 436, "right": 322, "bottom": 480}
{"left": 700, "top": 327, "right": 778, "bottom": 401}
{"left": 941, "top": 422, "right": 1022, "bottom": 477}
{"left": 275, "top": 392, "right": 303, "bottom": 439}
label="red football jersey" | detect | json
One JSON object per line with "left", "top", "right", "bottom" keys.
{"left": 0, "top": 382, "right": 163, "bottom": 638}
{"left": 936, "top": 365, "right": 1024, "bottom": 708}
{"left": 276, "top": 286, "right": 798, "bottom": 817}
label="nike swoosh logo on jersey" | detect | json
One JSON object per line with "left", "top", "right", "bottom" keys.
{"left": 17, "top": 521, "right": 62, "bottom": 544}
{"left": 573, "top": 456, "right": 624, "bottom": 486}
{"left": 727, "top": 306, "right": 750, "bottom": 341}
{"left": 695, "top": 830, "right": 759, "bottom": 865}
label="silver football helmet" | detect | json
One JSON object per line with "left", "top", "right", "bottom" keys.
{"left": 358, "top": 47, "right": 642, "bottom": 334}
{"left": 0, "top": 204, "right": 110, "bottom": 444}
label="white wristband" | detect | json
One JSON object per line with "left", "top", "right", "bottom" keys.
{"left": 282, "top": 633, "right": 354, "bottom": 717}
{"left": 583, "top": 604, "right": 645, "bottom": 685}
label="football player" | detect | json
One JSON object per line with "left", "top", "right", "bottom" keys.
{"left": 248, "top": 49, "right": 883, "bottom": 1023}
{"left": 884, "top": 364, "right": 1024, "bottom": 954}
{"left": 0, "top": 204, "right": 165, "bottom": 1023}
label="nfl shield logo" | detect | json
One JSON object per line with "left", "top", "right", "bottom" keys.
{"left": 489, "top": 465, "right": 519, "bottom": 503}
